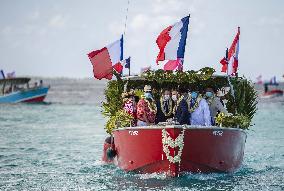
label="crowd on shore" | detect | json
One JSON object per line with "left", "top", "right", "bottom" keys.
{"left": 121, "top": 85, "right": 228, "bottom": 127}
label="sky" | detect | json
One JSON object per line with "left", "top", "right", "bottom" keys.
{"left": 0, "top": 0, "right": 283, "bottom": 82}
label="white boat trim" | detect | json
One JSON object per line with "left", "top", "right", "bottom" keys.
{"left": 114, "top": 125, "right": 247, "bottom": 133}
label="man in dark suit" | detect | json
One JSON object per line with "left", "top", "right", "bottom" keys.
{"left": 156, "top": 89, "right": 174, "bottom": 123}
{"left": 175, "top": 87, "right": 190, "bottom": 125}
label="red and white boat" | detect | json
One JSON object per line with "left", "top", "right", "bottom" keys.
{"left": 98, "top": 16, "right": 252, "bottom": 176}
{"left": 261, "top": 89, "right": 283, "bottom": 99}
{"left": 99, "top": 71, "right": 254, "bottom": 176}
{"left": 260, "top": 81, "right": 283, "bottom": 99}
{"left": 102, "top": 125, "right": 246, "bottom": 176}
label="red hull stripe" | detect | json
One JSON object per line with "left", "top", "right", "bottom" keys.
{"left": 263, "top": 90, "right": 283, "bottom": 95}
{"left": 22, "top": 95, "right": 46, "bottom": 102}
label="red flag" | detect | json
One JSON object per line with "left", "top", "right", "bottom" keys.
{"left": 87, "top": 37, "right": 123, "bottom": 80}
{"left": 220, "top": 27, "right": 240, "bottom": 75}
{"left": 232, "top": 57, "right": 238, "bottom": 74}
{"left": 156, "top": 26, "right": 172, "bottom": 63}
{"left": 163, "top": 59, "right": 183, "bottom": 71}
{"left": 228, "top": 27, "right": 240, "bottom": 60}
{"left": 113, "top": 62, "right": 123, "bottom": 74}
{"left": 88, "top": 48, "right": 113, "bottom": 80}
{"left": 219, "top": 57, "right": 228, "bottom": 73}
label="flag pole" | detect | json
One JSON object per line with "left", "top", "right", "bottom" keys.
{"left": 128, "top": 63, "right": 131, "bottom": 76}
{"left": 226, "top": 47, "right": 237, "bottom": 113}
{"left": 123, "top": 0, "right": 130, "bottom": 37}
{"left": 123, "top": 0, "right": 130, "bottom": 76}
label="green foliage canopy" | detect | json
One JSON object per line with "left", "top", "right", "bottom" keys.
{"left": 101, "top": 68, "right": 258, "bottom": 133}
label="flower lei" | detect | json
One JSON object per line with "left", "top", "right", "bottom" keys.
{"left": 143, "top": 97, "right": 157, "bottom": 114}
{"left": 162, "top": 128, "right": 185, "bottom": 163}
{"left": 187, "top": 95, "right": 202, "bottom": 113}
{"left": 173, "top": 95, "right": 186, "bottom": 115}
{"left": 160, "top": 97, "right": 173, "bottom": 117}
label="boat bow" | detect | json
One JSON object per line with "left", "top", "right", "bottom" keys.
{"left": 108, "top": 125, "right": 247, "bottom": 176}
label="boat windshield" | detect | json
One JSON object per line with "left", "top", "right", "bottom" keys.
{"left": 0, "top": 78, "right": 30, "bottom": 95}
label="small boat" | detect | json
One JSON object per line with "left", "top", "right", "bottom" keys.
{"left": 260, "top": 79, "right": 283, "bottom": 99}
{"left": 103, "top": 125, "right": 246, "bottom": 176}
{"left": 0, "top": 78, "right": 49, "bottom": 103}
{"left": 261, "top": 89, "right": 283, "bottom": 99}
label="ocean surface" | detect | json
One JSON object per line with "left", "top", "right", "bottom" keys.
{"left": 0, "top": 78, "right": 283, "bottom": 190}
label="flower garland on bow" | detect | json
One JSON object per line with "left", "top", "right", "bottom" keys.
{"left": 162, "top": 128, "right": 185, "bottom": 163}
{"left": 187, "top": 95, "right": 203, "bottom": 113}
{"left": 160, "top": 97, "right": 173, "bottom": 117}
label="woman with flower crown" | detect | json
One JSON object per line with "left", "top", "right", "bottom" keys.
{"left": 136, "top": 85, "right": 157, "bottom": 126}
{"left": 122, "top": 89, "right": 137, "bottom": 126}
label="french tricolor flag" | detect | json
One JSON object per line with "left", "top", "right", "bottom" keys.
{"left": 156, "top": 15, "right": 190, "bottom": 64}
{"left": 88, "top": 36, "right": 123, "bottom": 80}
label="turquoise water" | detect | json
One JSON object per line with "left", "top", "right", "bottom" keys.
{"left": 0, "top": 79, "right": 283, "bottom": 190}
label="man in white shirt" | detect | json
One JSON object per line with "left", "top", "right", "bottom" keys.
{"left": 188, "top": 91, "right": 211, "bottom": 126}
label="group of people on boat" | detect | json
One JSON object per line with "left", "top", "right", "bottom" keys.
{"left": 3, "top": 80, "right": 44, "bottom": 94}
{"left": 122, "top": 85, "right": 228, "bottom": 127}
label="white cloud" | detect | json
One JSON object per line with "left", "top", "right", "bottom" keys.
{"left": 1, "top": 26, "right": 12, "bottom": 35}
{"left": 48, "top": 14, "right": 66, "bottom": 28}
{"left": 29, "top": 10, "right": 40, "bottom": 20}
{"left": 152, "top": 0, "right": 184, "bottom": 14}
{"left": 108, "top": 21, "right": 125, "bottom": 36}
{"left": 150, "top": 15, "right": 176, "bottom": 31}
{"left": 255, "top": 16, "right": 283, "bottom": 26}
{"left": 128, "top": 0, "right": 195, "bottom": 34}
{"left": 130, "top": 14, "right": 150, "bottom": 30}
{"left": 190, "top": 17, "right": 205, "bottom": 35}
{"left": 129, "top": 13, "right": 175, "bottom": 34}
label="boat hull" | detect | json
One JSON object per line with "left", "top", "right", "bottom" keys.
{"left": 261, "top": 90, "right": 283, "bottom": 99}
{"left": 0, "top": 86, "right": 49, "bottom": 103}
{"left": 107, "top": 126, "right": 247, "bottom": 176}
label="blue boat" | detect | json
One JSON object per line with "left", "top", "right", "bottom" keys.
{"left": 0, "top": 78, "right": 49, "bottom": 103}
